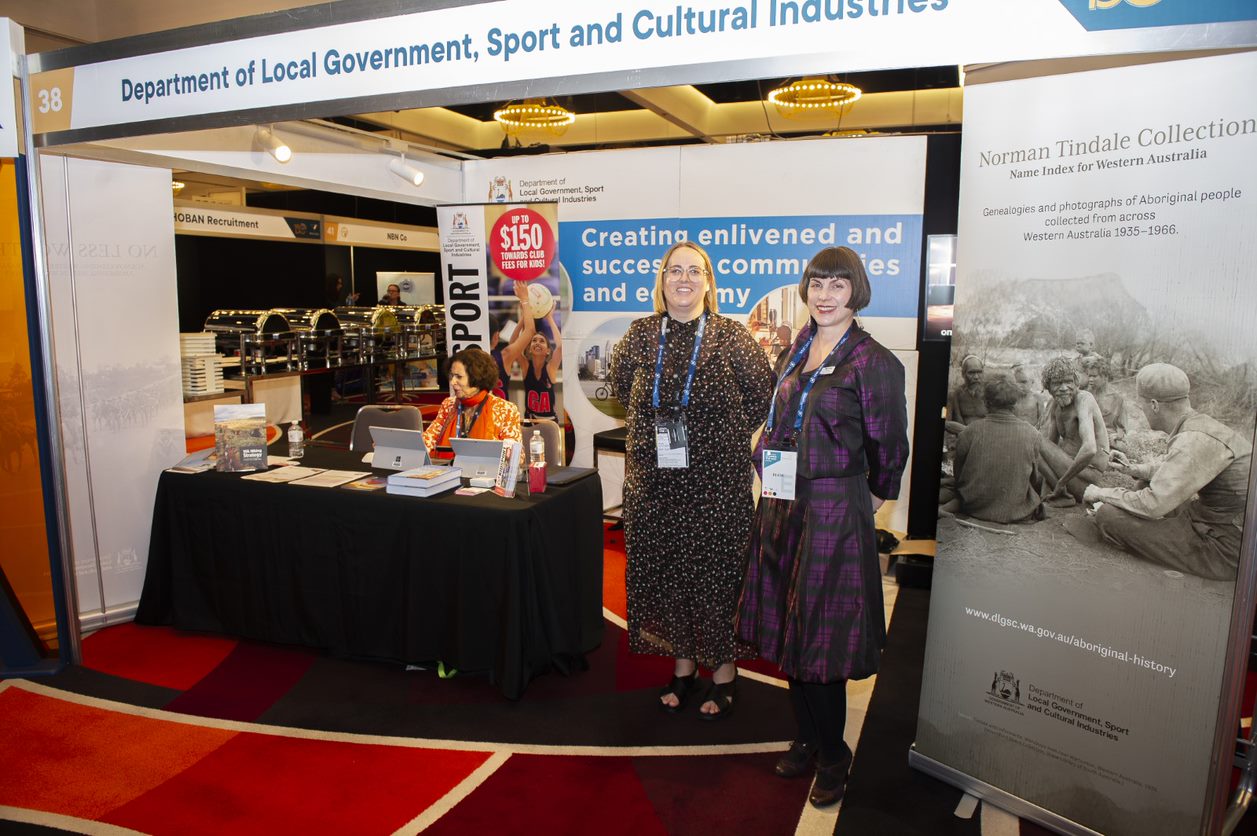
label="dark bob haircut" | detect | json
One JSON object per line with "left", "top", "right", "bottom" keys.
{"left": 798, "top": 246, "right": 872, "bottom": 312}
{"left": 983, "top": 376, "right": 1022, "bottom": 412}
{"left": 447, "top": 347, "right": 500, "bottom": 391}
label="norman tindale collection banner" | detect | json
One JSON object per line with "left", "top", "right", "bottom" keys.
{"left": 914, "top": 51, "right": 1257, "bottom": 835}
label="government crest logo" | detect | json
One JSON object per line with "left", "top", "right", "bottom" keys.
{"left": 488, "top": 175, "right": 513, "bottom": 203}
{"left": 452, "top": 211, "right": 469, "bottom": 230}
{"left": 990, "top": 670, "right": 1021, "bottom": 703}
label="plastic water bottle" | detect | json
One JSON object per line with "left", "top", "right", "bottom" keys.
{"left": 288, "top": 421, "right": 304, "bottom": 459}
{"left": 528, "top": 429, "right": 546, "bottom": 493}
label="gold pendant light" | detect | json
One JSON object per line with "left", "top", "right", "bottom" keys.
{"left": 494, "top": 98, "right": 576, "bottom": 137}
{"left": 767, "top": 77, "right": 862, "bottom": 119}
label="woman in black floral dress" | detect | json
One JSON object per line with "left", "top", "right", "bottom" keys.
{"left": 609, "top": 241, "right": 774, "bottom": 718}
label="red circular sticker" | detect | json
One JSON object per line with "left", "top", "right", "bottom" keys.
{"left": 489, "top": 208, "right": 556, "bottom": 282}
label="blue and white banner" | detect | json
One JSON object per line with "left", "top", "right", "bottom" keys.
{"left": 28, "top": 1, "right": 1257, "bottom": 138}
{"left": 464, "top": 137, "right": 925, "bottom": 530}
{"left": 566, "top": 213, "right": 920, "bottom": 317}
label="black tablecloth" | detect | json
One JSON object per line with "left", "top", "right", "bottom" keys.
{"left": 136, "top": 447, "right": 604, "bottom": 699}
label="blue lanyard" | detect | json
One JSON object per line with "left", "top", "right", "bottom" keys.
{"left": 652, "top": 313, "right": 707, "bottom": 411}
{"left": 454, "top": 396, "right": 487, "bottom": 438}
{"left": 766, "top": 326, "right": 852, "bottom": 437}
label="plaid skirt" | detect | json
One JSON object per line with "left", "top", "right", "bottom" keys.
{"left": 735, "top": 473, "right": 886, "bottom": 683}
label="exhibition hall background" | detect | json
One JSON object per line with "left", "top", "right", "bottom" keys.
{"left": 4, "top": 3, "right": 1255, "bottom": 835}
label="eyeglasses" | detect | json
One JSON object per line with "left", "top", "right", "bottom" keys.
{"left": 665, "top": 265, "right": 707, "bottom": 281}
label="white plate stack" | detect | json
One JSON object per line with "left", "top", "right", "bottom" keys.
{"left": 180, "top": 332, "right": 224, "bottom": 396}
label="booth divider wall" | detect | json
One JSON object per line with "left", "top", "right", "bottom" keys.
{"left": 40, "top": 156, "right": 183, "bottom": 629}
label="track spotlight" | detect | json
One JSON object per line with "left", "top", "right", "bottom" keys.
{"left": 256, "top": 126, "right": 292, "bottom": 163}
{"left": 388, "top": 156, "right": 425, "bottom": 187}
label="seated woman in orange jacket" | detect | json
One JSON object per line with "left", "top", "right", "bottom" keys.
{"left": 423, "top": 347, "right": 523, "bottom": 454}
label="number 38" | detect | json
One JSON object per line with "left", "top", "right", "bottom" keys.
{"left": 38, "top": 87, "right": 63, "bottom": 114}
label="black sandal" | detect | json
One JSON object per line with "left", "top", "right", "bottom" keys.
{"left": 659, "top": 670, "right": 700, "bottom": 713}
{"left": 698, "top": 676, "right": 736, "bottom": 721}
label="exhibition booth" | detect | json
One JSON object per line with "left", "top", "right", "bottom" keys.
{"left": 1, "top": 2, "right": 1255, "bottom": 833}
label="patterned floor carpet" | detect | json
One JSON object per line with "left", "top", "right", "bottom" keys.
{"left": 3, "top": 527, "right": 1202, "bottom": 835}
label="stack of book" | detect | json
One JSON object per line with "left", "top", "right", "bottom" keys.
{"left": 386, "top": 465, "right": 461, "bottom": 497}
{"left": 180, "top": 333, "right": 224, "bottom": 396}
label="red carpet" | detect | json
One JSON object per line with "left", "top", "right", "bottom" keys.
{"left": 80, "top": 621, "right": 237, "bottom": 691}
{"left": 0, "top": 683, "right": 488, "bottom": 835}
{"left": 14, "top": 524, "right": 1245, "bottom": 835}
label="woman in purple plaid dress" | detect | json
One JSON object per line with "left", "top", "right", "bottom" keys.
{"left": 736, "top": 247, "right": 909, "bottom": 807}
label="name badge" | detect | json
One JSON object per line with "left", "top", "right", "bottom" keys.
{"left": 655, "top": 414, "right": 689, "bottom": 469}
{"left": 819, "top": 366, "right": 836, "bottom": 375}
{"left": 761, "top": 448, "right": 798, "bottom": 501}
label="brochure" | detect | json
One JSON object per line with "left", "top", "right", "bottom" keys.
{"left": 288, "top": 470, "right": 371, "bottom": 488}
{"left": 342, "top": 475, "right": 388, "bottom": 492}
{"left": 493, "top": 439, "right": 522, "bottom": 498}
{"left": 213, "top": 403, "right": 268, "bottom": 472}
{"left": 241, "top": 466, "right": 325, "bottom": 483}
{"left": 167, "top": 448, "right": 215, "bottom": 474}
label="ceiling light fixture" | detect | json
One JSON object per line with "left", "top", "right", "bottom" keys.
{"left": 171, "top": 180, "right": 186, "bottom": 194}
{"left": 256, "top": 126, "right": 292, "bottom": 163}
{"left": 388, "top": 156, "right": 425, "bottom": 187}
{"left": 767, "top": 77, "right": 862, "bottom": 118}
{"left": 494, "top": 98, "right": 576, "bottom": 137}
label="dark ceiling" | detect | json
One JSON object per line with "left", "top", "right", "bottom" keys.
{"left": 438, "top": 66, "right": 960, "bottom": 123}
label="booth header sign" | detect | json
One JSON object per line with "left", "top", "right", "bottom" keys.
{"left": 173, "top": 203, "right": 437, "bottom": 250}
{"left": 29, "top": 0, "right": 1257, "bottom": 139}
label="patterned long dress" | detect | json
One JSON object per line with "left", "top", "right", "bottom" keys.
{"left": 610, "top": 312, "right": 774, "bottom": 668}
{"left": 736, "top": 324, "right": 909, "bottom": 683}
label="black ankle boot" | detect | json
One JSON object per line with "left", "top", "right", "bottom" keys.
{"left": 808, "top": 755, "right": 851, "bottom": 807}
{"left": 774, "top": 741, "right": 818, "bottom": 778}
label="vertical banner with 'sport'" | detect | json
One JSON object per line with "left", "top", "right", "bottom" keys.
{"left": 437, "top": 203, "right": 563, "bottom": 421}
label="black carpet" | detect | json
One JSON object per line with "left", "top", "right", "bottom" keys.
{"left": 839, "top": 585, "right": 985, "bottom": 836}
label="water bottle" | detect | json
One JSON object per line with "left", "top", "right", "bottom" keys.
{"left": 528, "top": 429, "right": 547, "bottom": 493}
{"left": 288, "top": 421, "right": 304, "bottom": 458}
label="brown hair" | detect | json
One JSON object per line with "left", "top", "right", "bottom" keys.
{"left": 652, "top": 241, "right": 720, "bottom": 315}
{"left": 797, "top": 246, "right": 872, "bottom": 312}
{"left": 448, "top": 347, "right": 500, "bottom": 391}
{"left": 983, "top": 376, "right": 1022, "bottom": 412}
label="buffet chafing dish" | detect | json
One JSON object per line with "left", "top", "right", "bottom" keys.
{"left": 382, "top": 305, "right": 446, "bottom": 358}
{"left": 269, "top": 307, "right": 340, "bottom": 332}
{"left": 269, "top": 308, "right": 343, "bottom": 369}
{"left": 202, "top": 309, "right": 295, "bottom": 373}
{"left": 334, "top": 306, "right": 401, "bottom": 363}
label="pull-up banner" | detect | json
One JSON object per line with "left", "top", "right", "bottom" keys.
{"left": 436, "top": 202, "right": 562, "bottom": 368}
{"left": 912, "top": 51, "right": 1257, "bottom": 836}
{"left": 29, "top": 1, "right": 1257, "bottom": 139}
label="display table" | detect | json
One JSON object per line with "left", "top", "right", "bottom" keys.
{"left": 136, "top": 448, "right": 604, "bottom": 699}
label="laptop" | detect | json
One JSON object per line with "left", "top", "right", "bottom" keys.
{"left": 450, "top": 437, "right": 504, "bottom": 480}
{"left": 369, "top": 426, "right": 432, "bottom": 471}
{"left": 546, "top": 465, "right": 596, "bottom": 486}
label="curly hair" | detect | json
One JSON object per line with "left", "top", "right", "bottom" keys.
{"left": 448, "top": 347, "right": 500, "bottom": 391}
{"left": 1040, "top": 355, "right": 1080, "bottom": 389}
{"left": 1079, "top": 354, "right": 1111, "bottom": 379}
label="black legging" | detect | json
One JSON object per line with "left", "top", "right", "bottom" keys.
{"left": 787, "top": 677, "right": 851, "bottom": 764}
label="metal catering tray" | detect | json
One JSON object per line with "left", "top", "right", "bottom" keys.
{"left": 203, "top": 309, "right": 292, "bottom": 358}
